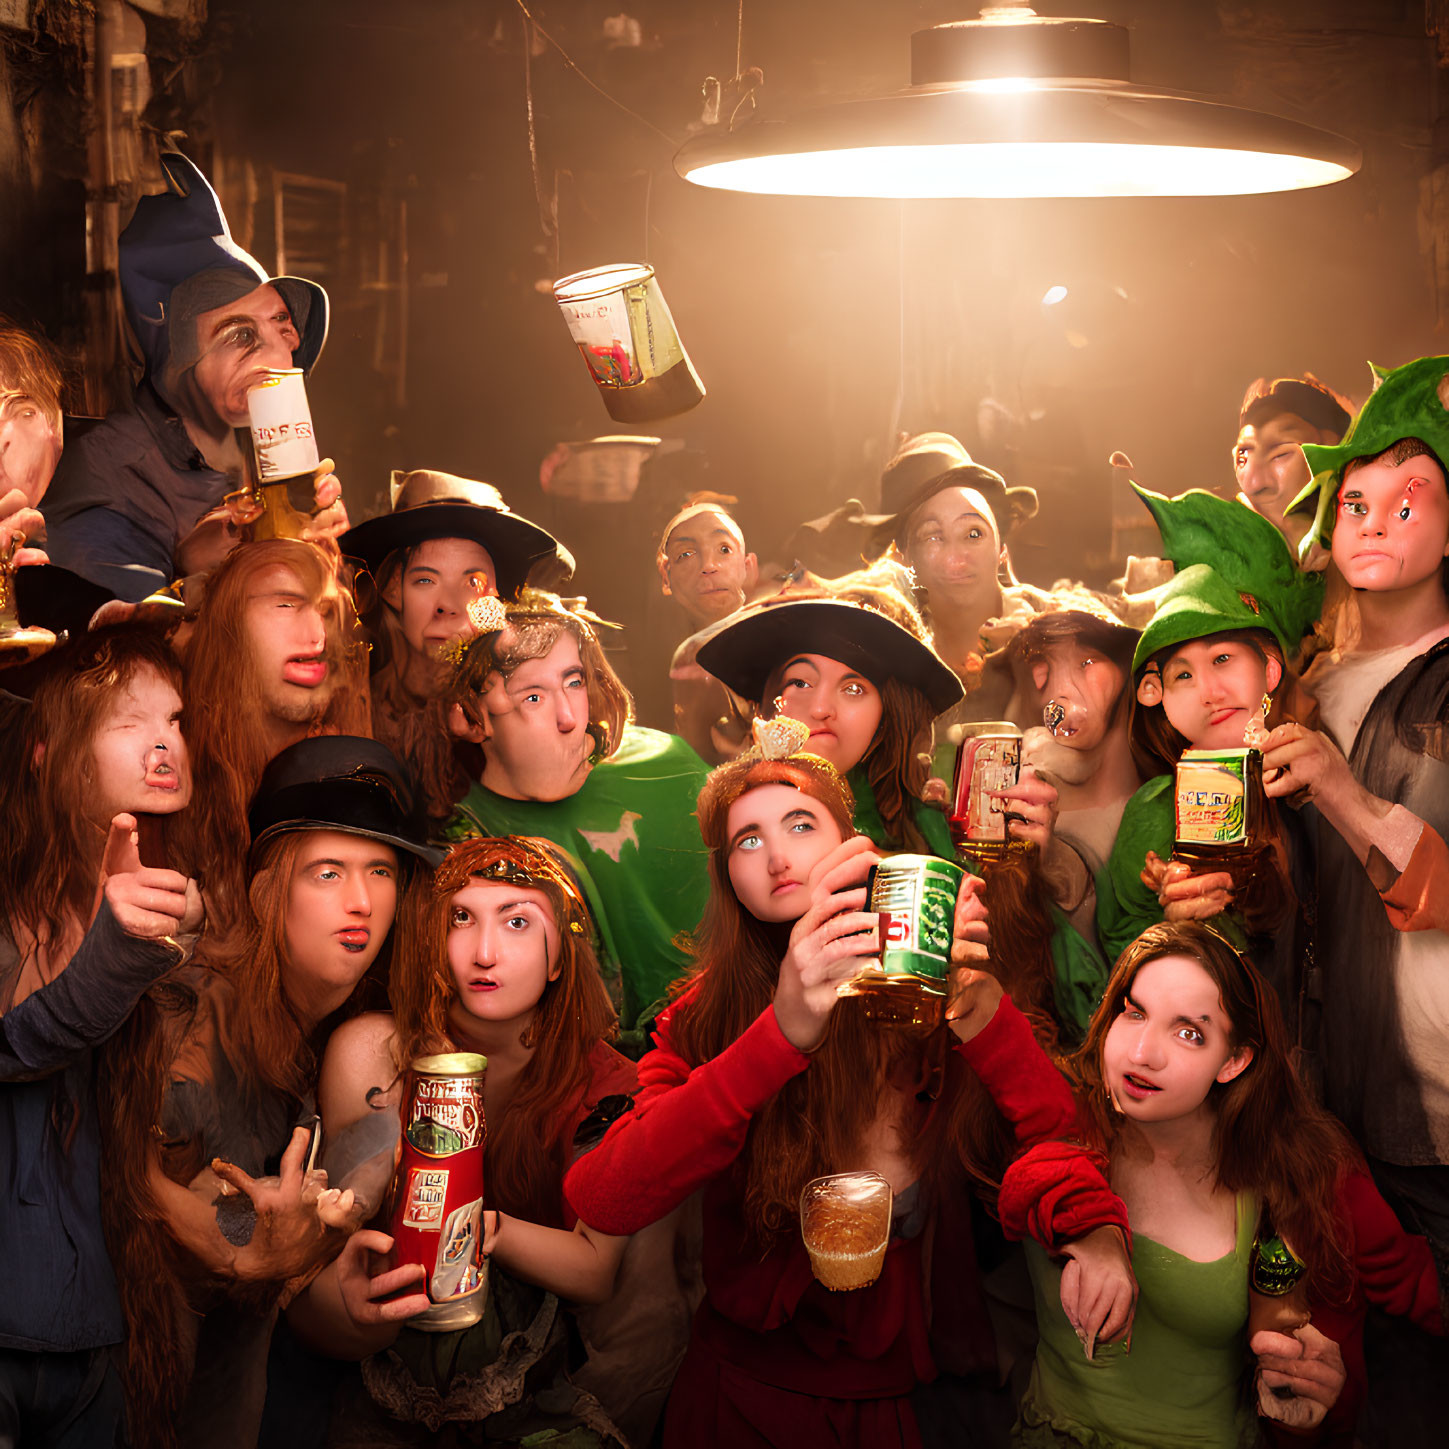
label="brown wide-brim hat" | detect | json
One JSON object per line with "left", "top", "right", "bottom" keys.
{"left": 696, "top": 595, "right": 963, "bottom": 715}
{"left": 869, "top": 463, "right": 1039, "bottom": 559}
{"left": 338, "top": 470, "right": 573, "bottom": 600}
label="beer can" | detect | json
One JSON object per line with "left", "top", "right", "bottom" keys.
{"left": 1174, "top": 748, "right": 1256, "bottom": 848}
{"left": 861, "top": 853, "right": 964, "bottom": 996}
{"left": 553, "top": 263, "right": 705, "bottom": 423}
{"left": 388, "top": 1052, "right": 489, "bottom": 1333}
{"left": 948, "top": 722, "right": 1022, "bottom": 856}
{"left": 246, "top": 368, "right": 320, "bottom": 480}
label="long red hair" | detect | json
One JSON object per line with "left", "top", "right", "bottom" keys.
{"left": 390, "top": 836, "right": 618, "bottom": 1228}
{"left": 1069, "top": 921, "right": 1356, "bottom": 1299}
{"left": 175, "top": 539, "right": 370, "bottom": 945}
{"left": 672, "top": 753, "right": 1012, "bottom": 1243}
{"left": 0, "top": 626, "right": 186, "bottom": 1007}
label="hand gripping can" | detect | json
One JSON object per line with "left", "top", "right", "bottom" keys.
{"left": 388, "top": 1052, "right": 489, "bottom": 1332}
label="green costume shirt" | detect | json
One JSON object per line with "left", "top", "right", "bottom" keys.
{"left": 448, "top": 726, "right": 712, "bottom": 1049}
{"left": 1016, "top": 1195, "right": 1259, "bottom": 1449}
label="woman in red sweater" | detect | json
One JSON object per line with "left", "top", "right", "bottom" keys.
{"left": 564, "top": 741, "right": 1135, "bottom": 1448}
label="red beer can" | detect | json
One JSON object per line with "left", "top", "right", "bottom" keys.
{"left": 388, "top": 1052, "right": 488, "bottom": 1331}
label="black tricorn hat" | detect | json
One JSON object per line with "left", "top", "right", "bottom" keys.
{"left": 338, "top": 470, "right": 572, "bottom": 600}
{"left": 248, "top": 736, "right": 444, "bottom": 867}
{"left": 696, "top": 595, "right": 963, "bottom": 715}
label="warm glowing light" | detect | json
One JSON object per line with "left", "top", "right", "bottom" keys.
{"left": 963, "top": 77, "right": 1041, "bottom": 94}
{"left": 1042, "top": 285, "right": 1069, "bottom": 305}
{"left": 681, "top": 142, "right": 1354, "bottom": 200}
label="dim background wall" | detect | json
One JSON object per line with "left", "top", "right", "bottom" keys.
{"left": 3, "top": 0, "right": 1448, "bottom": 702}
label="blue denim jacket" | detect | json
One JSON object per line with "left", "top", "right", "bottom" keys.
{"left": 0, "top": 904, "right": 183, "bottom": 1352}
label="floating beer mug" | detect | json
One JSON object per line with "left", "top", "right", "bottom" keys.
{"left": 227, "top": 369, "right": 322, "bottom": 541}
{"left": 553, "top": 263, "right": 705, "bottom": 424}
{"left": 0, "top": 531, "right": 57, "bottom": 666}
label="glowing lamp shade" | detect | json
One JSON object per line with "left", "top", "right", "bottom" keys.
{"left": 676, "top": 15, "right": 1360, "bottom": 200}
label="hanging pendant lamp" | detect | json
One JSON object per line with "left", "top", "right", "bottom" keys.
{"left": 674, "top": 7, "right": 1360, "bottom": 199}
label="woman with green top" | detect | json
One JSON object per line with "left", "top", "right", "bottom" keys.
{"left": 698, "top": 584, "right": 1107, "bottom": 1043}
{"left": 1000, "top": 919, "right": 1440, "bottom": 1447}
{"left": 1095, "top": 488, "right": 1324, "bottom": 1029}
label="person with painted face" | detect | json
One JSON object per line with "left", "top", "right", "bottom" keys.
{"left": 1273, "top": 357, "right": 1449, "bottom": 1438}
{"left": 98, "top": 736, "right": 440, "bottom": 1449}
{"left": 1234, "top": 375, "right": 1352, "bottom": 561}
{"left": 289, "top": 835, "right": 642, "bottom": 1446}
{"left": 446, "top": 591, "right": 712, "bottom": 1045}
{"left": 563, "top": 738, "right": 1135, "bottom": 1449}
{"left": 1004, "top": 921, "right": 1440, "bottom": 1448}
{"left": 339, "top": 469, "right": 570, "bottom": 821}
{"left": 42, "top": 152, "right": 343, "bottom": 600}
{"left": 1096, "top": 487, "right": 1325, "bottom": 1006}
{"left": 0, "top": 627, "right": 201, "bottom": 1449}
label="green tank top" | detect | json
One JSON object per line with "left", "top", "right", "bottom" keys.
{"left": 1016, "top": 1194, "right": 1262, "bottom": 1449}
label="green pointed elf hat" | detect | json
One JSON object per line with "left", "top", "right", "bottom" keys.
{"left": 1292, "top": 355, "right": 1449, "bottom": 560}
{"left": 1130, "top": 485, "right": 1325, "bottom": 672}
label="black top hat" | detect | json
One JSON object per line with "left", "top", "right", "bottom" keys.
{"left": 248, "top": 736, "right": 444, "bottom": 867}
{"left": 696, "top": 595, "right": 963, "bottom": 715}
{"left": 338, "top": 470, "right": 571, "bottom": 600}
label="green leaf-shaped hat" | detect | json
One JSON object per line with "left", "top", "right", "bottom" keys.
{"left": 1292, "top": 356, "right": 1449, "bottom": 559}
{"left": 1130, "top": 485, "right": 1325, "bottom": 672}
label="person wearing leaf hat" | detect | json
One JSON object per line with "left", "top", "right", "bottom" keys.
{"left": 1266, "top": 357, "right": 1449, "bottom": 1424}
{"left": 338, "top": 468, "right": 571, "bottom": 821}
{"left": 43, "top": 151, "right": 344, "bottom": 600}
{"left": 1096, "top": 486, "right": 1326, "bottom": 1015}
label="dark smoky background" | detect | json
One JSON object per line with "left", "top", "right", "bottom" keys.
{"left": 3, "top": 0, "right": 1446, "bottom": 693}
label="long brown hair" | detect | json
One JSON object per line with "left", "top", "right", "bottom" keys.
{"left": 176, "top": 540, "right": 370, "bottom": 944}
{"left": 390, "top": 836, "right": 618, "bottom": 1228}
{"left": 0, "top": 627, "right": 185, "bottom": 1005}
{"left": 672, "top": 753, "right": 1011, "bottom": 1243}
{"left": 1069, "top": 921, "right": 1356, "bottom": 1299}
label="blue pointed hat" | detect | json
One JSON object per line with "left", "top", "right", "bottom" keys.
{"left": 119, "top": 152, "right": 328, "bottom": 393}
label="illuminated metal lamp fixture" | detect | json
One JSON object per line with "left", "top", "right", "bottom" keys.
{"left": 674, "top": 7, "right": 1361, "bottom": 199}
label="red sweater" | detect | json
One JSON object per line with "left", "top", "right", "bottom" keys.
{"left": 564, "top": 996, "right": 1126, "bottom": 1406}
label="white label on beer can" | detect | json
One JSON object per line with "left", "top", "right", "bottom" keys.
{"left": 247, "top": 370, "right": 320, "bottom": 479}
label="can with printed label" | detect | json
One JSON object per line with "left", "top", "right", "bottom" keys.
{"left": 838, "top": 853, "right": 963, "bottom": 1028}
{"left": 388, "top": 1052, "right": 489, "bottom": 1332}
{"left": 948, "top": 722, "right": 1026, "bottom": 862}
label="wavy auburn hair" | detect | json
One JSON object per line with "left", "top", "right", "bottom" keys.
{"left": 0, "top": 626, "right": 185, "bottom": 1005}
{"left": 175, "top": 539, "right": 370, "bottom": 945}
{"left": 390, "top": 835, "right": 617, "bottom": 1227}
{"left": 672, "top": 753, "right": 1012, "bottom": 1242}
{"left": 1069, "top": 921, "right": 1356, "bottom": 1299}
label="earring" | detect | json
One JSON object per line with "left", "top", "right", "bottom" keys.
{"left": 1260, "top": 691, "right": 1273, "bottom": 719}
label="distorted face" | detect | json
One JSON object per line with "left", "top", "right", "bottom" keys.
{"left": 1102, "top": 954, "right": 1252, "bottom": 1125}
{"left": 446, "top": 879, "right": 560, "bottom": 1031}
{"left": 724, "top": 782, "right": 848, "bottom": 924}
{"left": 281, "top": 831, "right": 398, "bottom": 1019}
{"left": 0, "top": 386, "right": 63, "bottom": 506}
{"left": 88, "top": 664, "right": 191, "bottom": 820}
{"left": 659, "top": 511, "right": 758, "bottom": 627}
{"left": 478, "top": 632, "right": 593, "bottom": 801}
{"left": 191, "top": 283, "right": 300, "bottom": 427}
{"left": 243, "top": 562, "right": 335, "bottom": 725}
{"left": 772, "top": 653, "right": 883, "bottom": 773}
{"left": 1334, "top": 453, "right": 1449, "bottom": 595}
{"left": 1145, "top": 637, "right": 1280, "bottom": 751}
{"left": 388, "top": 536, "right": 498, "bottom": 661}
{"left": 1233, "top": 412, "right": 1328, "bottom": 534}
{"left": 1023, "top": 639, "right": 1127, "bottom": 753}
{"left": 901, "top": 486, "right": 1004, "bottom": 610}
